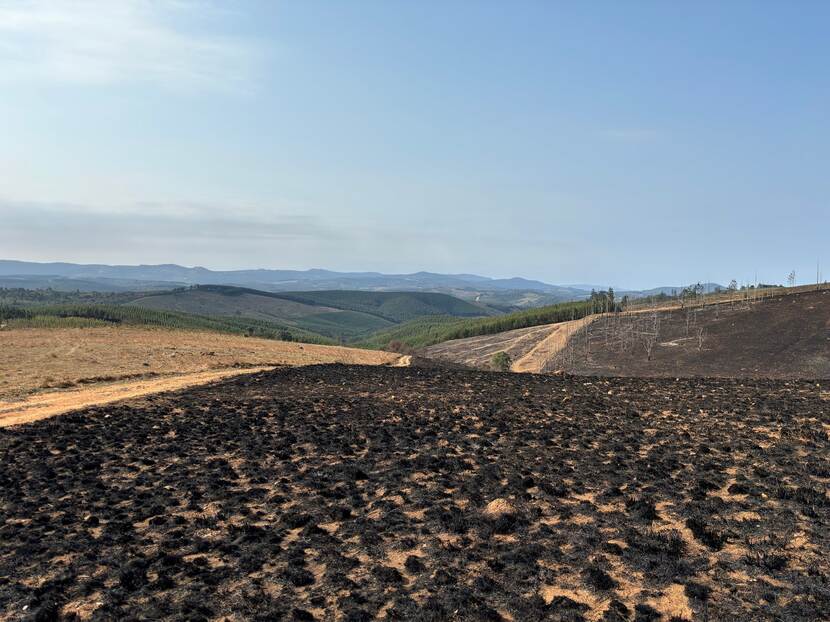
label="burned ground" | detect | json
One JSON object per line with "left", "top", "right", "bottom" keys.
{"left": 556, "top": 289, "right": 830, "bottom": 379}
{"left": 1, "top": 365, "right": 828, "bottom": 621}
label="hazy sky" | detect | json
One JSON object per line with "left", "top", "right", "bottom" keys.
{"left": 1, "top": 1, "right": 828, "bottom": 288}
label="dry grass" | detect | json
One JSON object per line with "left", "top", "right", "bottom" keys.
{"left": 421, "top": 323, "right": 559, "bottom": 369}
{"left": 0, "top": 327, "right": 399, "bottom": 426}
{"left": 0, "top": 326, "right": 398, "bottom": 402}
{"left": 511, "top": 315, "right": 595, "bottom": 373}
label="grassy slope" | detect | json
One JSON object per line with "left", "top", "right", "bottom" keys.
{"left": 125, "top": 288, "right": 393, "bottom": 339}
{"left": 0, "top": 285, "right": 495, "bottom": 346}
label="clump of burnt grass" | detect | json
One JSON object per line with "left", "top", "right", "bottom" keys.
{"left": 583, "top": 565, "right": 617, "bottom": 591}
{"left": 685, "top": 514, "right": 728, "bottom": 551}
{"left": 623, "top": 528, "right": 700, "bottom": 583}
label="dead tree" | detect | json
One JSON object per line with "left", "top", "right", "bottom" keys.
{"left": 642, "top": 312, "right": 660, "bottom": 361}
{"left": 696, "top": 325, "right": 706, "bottom": 351}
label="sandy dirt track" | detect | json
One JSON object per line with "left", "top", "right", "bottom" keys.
{"left": 511, "top": 316, "right": 595, "bottom": 373}
{"left": 0, "top": 367, "right": 275, "bottom": 427}
{"left": 422, "top": 316, "right": 600, "bottom": 373}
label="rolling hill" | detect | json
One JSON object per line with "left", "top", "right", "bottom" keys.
{"left": 420, "top": 287, "right": 830, "bottom": 378}
{"left": 557, "top": 288, "right": 830, "bottom": 378}
{"left": 123, "top": 285, "right": 494, "bottom": 341}
{"left": 0, "top": 303, "right": 332, "bottom": 344}
{"left": 357, "top": 298, "right": 597, "bottom": 350}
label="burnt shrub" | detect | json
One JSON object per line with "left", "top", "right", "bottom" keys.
{"left": 283, "top": 512, "right": 312, "bottom": 529}
{"left": 745, "top": 551, "right": 788, "bottom": 572}
{"left": 404, "top": 556, "right": 425, "bottom": 574}
{"left": 285, "top": 567, "right": 315, "bottom": 587}
{"left": 474, "top": 575, "right": 498, "bottom": 593}
{"left": 118, "top": 560, "right": 148, "bottom": 591}
{"left": 625, "top": 529, "right": 685, "bottom": 558}
{"left": 684, "top": 581, "right": 710, "bottom": 601}
{"left": 602, "top": 599, "right": 631, "bottom": 622}
{"left": 584, "top": 566, "right": 617, "bottom": 591}
{"left": 603, "top": 542, "right": 624, "bottom": 556}
{"left": 626, "top": 497, "right": 659, "bottom": 522}
{"left": 540, "top": 480, "right": 569, "bottom": 498}
{"left": 547, "top": 595, "right": 589, "bottom": 615}
{"left": 685, "top": 516, "right": 726, "bottom": 551}
{"left": 372, "top": 565, "right": 404, "bottom": 585}
{"left": 634, "top": 603, "right": 661, "bottom": 621}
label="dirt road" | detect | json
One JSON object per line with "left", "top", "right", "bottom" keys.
{"left": 0, "top": 367, "right": 275, "bottom": 427}
{"left": 510, "top": 316, "right": 595, "bottom": 372}
{"left": 421, "top": 323, "right": 559, "bottom": 369}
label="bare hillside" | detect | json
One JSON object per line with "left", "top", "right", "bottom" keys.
{"left": 557, "top": 289, "right": 830, "bottom": 378}
{"left": 420, "top": 289, "right": 830, "bottom": 378}
{"left": 420, "top": 323, "right": 560, "bottom": 368}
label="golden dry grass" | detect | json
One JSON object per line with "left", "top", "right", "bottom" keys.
{"left": 0, "top": 326, "right": 399, "bottom": 426}
{"left": 0, "top": 326, "right": 398, "bottom": 401}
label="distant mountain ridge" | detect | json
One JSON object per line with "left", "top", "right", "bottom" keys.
{"left": 0, "top": 260, "right": 573, "bottom": 292}
{"left": 0, "top": 260, "right": 722, "bottom": 306}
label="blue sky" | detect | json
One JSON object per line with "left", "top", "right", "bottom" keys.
{"left": 1, "top": 1, "right": 827, "bottom": 288}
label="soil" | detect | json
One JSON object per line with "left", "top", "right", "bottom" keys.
{"left": 1, "top": 365, "right": 827, "bottom": 621}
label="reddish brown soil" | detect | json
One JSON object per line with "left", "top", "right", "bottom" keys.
{"left": 1, "top": 365, "right": 828, "bottom": 621}
{"left": 558, "top": 290, "right": 830, "bottom": 378}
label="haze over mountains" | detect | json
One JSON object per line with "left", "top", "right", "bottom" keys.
{"left": 0, "top": 260, "right": 721, "bottom": 307}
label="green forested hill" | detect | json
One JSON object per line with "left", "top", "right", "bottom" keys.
{"left": 1, "top": 285, "right": 599, "bottom": 350}
{"left": 123, "top": 285, "right": 493, "bottom": 340}
{"left": 0, "top": 303, "right": 332, "bottom": 343}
